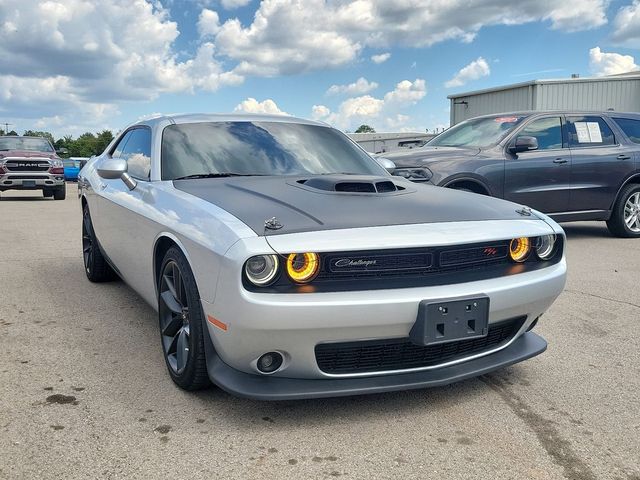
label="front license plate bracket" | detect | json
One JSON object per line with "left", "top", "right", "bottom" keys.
{"left": 409, "top": 296, "right": 490, "bottom": 346}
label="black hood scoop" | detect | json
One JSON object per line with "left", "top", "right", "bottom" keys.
{"left": 298, "top": 175, "right": 403, "bottom": 194}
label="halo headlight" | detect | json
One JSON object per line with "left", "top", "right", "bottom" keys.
{"left": 509, "top": 237, "right": 531, "bottom": 263}
{"left": 286, "top": 253, "right": 320, "bottom": 283}
{"left": 535, "top": 234, "right": 557, "bottom": 260}
{"left": 245, "top": 255, "right": 279, "bottom": 286}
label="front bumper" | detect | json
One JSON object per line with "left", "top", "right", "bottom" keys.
{"left": 0, "top": 173, "right": 65, "bottom": 189}
{"left": 205, "top": 330, "right": 547, "bottom": 400}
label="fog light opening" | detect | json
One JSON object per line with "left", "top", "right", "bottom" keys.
{"left": 257, "top": 352, "right": 283, "bottom": 374}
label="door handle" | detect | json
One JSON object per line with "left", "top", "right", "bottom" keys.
{"left": 99, "top": 182, "right": 107, "bottom": 190}
{"left": 617, "top": 154, "right": 631, "bottom": 160}
{"left": 553, "top": 158, "right": 568, "bottom": 164}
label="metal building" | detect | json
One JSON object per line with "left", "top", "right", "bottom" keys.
{"left": 348, "top": 132, "right": 435, "bottom": 154}
{"left": 448, "top": 72, "right": 640, "bottom": 125}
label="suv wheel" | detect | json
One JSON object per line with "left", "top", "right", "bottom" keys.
{"left": 607, "top": 184, "right": 640, "bottom": 238}
{"left": 53, "top": 184, "right": 66, "bottom": 200}
{"left": 158, "top": 247, "right": 211, "bottom": 390}
{"left": 43, "top": 189, "right": 53, "bottom": 198}
{"left": 82, "top": 205, "right": 116, "bottom": 282}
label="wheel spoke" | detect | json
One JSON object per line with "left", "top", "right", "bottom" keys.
{"left": 176, "top": 329, "right": 188, "bottom": 372}
{"left": 160, "top": 290, "right": 182, "bottom": 315}
{"left": 162, "top": 314, "right": 183, "bottom": 338}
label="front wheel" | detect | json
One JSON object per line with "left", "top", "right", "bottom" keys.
{"left": 82, "top": 205, "right": 116, "bottom": 282}
{"left": 53, "top": 184, "right": 66, "bottom": 200}
{"left": 606, "top": 184, "right": 640, "bottom": 238}
{"left": 158, "top": 247, "right": 211, "bottom": 390}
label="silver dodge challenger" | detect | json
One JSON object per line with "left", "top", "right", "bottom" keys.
{"left": 78, "top": 114, "right": 567, "bottom": 400}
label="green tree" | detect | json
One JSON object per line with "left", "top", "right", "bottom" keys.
{"left": 23, "top": 130, "right": 55, "bottom": 145}
{"left": 95, "top": 130, "right": 114, "bottom": 155}
{"left": 355, "top": 124, "right": 376, "bottom": 133}
{"left": 7, "top": 130, "right": 18, "bottom": 136}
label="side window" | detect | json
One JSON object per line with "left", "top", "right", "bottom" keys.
{"left": 612, "top": 117, "right": 640, "bottom": 144}
{"left": 120, "top": 128, "right": 152, "bottom": 180}
{"left": 111, "top": 131, "right": 132, "bottom": 159}
{"left": 518, "top": 117, "right": 564, "bottom": 150}
{"left": 566, "top": 116, "right": 615, "bottom": 147}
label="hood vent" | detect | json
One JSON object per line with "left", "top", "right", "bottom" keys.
{"left": 299, "top": 176, "right": 404, "bottom": 194}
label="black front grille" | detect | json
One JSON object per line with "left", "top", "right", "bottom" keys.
{"left": 5, "top": 160, "right": 50, "bottom": 171}
{"left": 315, "top": 317, "right": 525, "bottom": 374}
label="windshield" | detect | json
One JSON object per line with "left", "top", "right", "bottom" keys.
{"left": 428, "top": 115, "right": 527, "bottom": 148}
{"left": 161, "top": 122, "right": 384, "bottom": 180}
{"left": 0, "top": 137, "right": 54, "bottom": 153}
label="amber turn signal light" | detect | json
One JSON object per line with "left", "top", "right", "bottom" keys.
{"left": 509, "top": 237, "right": 531, "bottom": 263}
{"left": 286, "top": 253, "right": 320, "bottom": 283}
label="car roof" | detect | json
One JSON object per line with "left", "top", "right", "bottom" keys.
{"left": 134, "top": 113, "right": 329, "bottom": 129}
{"left": 465, "top": 110, "right": 640, "bottom": 121}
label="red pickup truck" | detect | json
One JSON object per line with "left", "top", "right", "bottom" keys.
{"left": 0, "top": 136, "right": 66, "bottom": 200}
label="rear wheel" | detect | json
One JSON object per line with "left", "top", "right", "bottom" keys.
{"left": 158, "top": 247, "right": 210, "bottom": 390}
{"left": 82, "top": 205, "right": 116, "bottom": 282}
{"left": 53, "top": 184, "right": 66, "bottom": 200}
{"left": 606, "top": 184, "right": 640, "bottom": 238}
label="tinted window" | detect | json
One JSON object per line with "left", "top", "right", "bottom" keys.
{"left": 0, "top": 137, "right": 54, "bottom": 152}
{"left": 612, "top": 117, "right": 640, "bottom": 144}
{"left": 566, "top": 116, "right": 615, "bottom": 147}
{"left": 518, "top": 117, "right": 563, "bottom": 150}
{"left": 112, "top": 131, "right": 132, "bottom": 159}
{"left": 120, "top": 128, "right": 151, "bottom": 180}
{"left": 161, "top": 122, "right": 384, "bottom": 180}
{"left": 428, "top": 115, "right": 527, "bottom": 149}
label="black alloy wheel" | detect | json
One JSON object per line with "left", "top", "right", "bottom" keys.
{"left": 158, "top": 247, "right": 210, "bottom": 390}
{"left": 82, "top": 205, "right": 115, "bottom": 282}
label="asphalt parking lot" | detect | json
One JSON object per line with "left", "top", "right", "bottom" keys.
{"left": 1, "top": 184, "right": 639, "bottom": 480}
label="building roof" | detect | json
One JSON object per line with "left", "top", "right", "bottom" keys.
{"left": 447, "top": 73, "right": 640, "bottom": 99}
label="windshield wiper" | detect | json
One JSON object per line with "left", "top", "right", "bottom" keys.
{"left": 173, "top": 173, "right": 263, "bottom": 180}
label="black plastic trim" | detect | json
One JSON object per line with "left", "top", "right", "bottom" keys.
{"left": 205, "top": 331, "right": 547, "bottom": 400}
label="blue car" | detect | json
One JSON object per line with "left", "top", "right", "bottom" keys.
{"left": 63, "top": 158, "right": 88, "bottom": 181}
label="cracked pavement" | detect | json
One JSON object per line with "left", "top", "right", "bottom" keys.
{"left": 1, "top": 185, "right": 639, "bottom": 479}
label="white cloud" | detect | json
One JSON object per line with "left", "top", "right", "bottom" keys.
{"left": 313, "top": 79, "right": 426, "bottom": 130}
{"left": 445, "top": 57, "right": 491, "bottom": 88}
{"left": 233, "top": 98, "right": 289, "bottom": 115}
{"left": 326, "top": 77, "right": 379, "bottom": 96}
{"left": 221, "top": 0, "right": 251, "bottom": 9}
{"left": 0, "top": 0, "right": 246, "bottom": 136}
{"left": 383, "top": 79, "right": 427, "bottom": 105}
{"left": 211, "top": 0, "right": 608, "bottom": 77}
{"left": 612, "top": 1, "right": 640, "bottom": 47}
{"left": 371, "top": 53, "right": 391, "bottom": 64}
{"left": 589, "top": 47, "right": 639, "bottom": 76}
{"left": 198, "top": 8, "right": 221, "bottom": 37}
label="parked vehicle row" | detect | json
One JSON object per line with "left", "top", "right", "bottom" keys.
{"left": 383, "top": 111, "right": 640, "bottom": 237}
{"left": 78, "top": 114, "right": 566, "bottom": 400}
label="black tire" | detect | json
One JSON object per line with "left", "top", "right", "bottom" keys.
{"left": 158, "top": 247, "right": 211, "bottom": 390}
{"left": 53, "top": 184, "right": 66, "bottom": 200}
{"left": 606, "top": 184, "right": 640, "bottom": 238}
{"left": 43, "top": 189, "right": 53, "bottom": 198}
{"left": 82, "top": 205, "right": 116, "bottom": 282}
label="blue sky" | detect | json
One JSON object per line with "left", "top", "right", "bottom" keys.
{"left": 1, "top": 0, "right": 639, "bottom": 138}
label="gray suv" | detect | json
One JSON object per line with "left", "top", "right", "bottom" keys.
{"left": 384, "top": 111, "right": 640, "bottom": 237}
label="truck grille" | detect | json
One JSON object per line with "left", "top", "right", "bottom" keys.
{"left": 4, "top": 160, "right": 50, "bottom": 172}
{"left": 315, "top": 317, "right": 525, "bottom": 374}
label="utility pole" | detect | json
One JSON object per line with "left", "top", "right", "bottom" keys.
{"left": 2, "top": 123, "right": 13, "bottom": 135}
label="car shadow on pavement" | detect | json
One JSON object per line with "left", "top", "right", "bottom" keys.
{"left": 0, "top": 195, "right": 50, "bottom": 201}
{"left": 560, "top": 222, "right": 613, "bottom": 239}
{"left": 192, "top": 373, "right": 495, "bottom": 428}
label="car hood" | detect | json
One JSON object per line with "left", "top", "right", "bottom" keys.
{"left": 381, "top": 146, "right": 480, "bottom": 168}
{"left": 0, "top": 150, "right": 57, "bottom": 160}
{"left": 175, "top": 175, "right": 533, "bottom": 236}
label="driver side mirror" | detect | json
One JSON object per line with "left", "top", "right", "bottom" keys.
{"left": 375, "top": 157, "right": 396, "bottom": 173}
{"left": 510, "top": 136, "right": 538, "bottom": 153}
{"left": 97, "top": 158, "right": 137, "bottom": 190}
